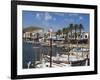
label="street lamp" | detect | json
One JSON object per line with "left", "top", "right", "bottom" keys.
{"left": 49, "top": 28, "right": 53, "bottom": 67}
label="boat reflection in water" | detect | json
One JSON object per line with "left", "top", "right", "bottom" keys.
{"left": 23, "top": 42, "right": 89, "bottom": 69}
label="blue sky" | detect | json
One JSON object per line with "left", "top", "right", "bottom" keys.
{"left": 22, "top": 11, "right": 90, "bottom": 32}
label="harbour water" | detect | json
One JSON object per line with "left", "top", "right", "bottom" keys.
{"left": 23, "top": 41, "right": 63, "bottom": 68}
{"left": 23, "top": 41, "right": 89, "bottom": 68}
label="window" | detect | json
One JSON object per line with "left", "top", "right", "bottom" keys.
{"left": 85, "top": 35, "right": 87, "bottom": 38}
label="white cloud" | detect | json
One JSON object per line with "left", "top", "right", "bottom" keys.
{"left": 36, "top": 13, "right": 43, "bottom": 20}
{"left": 53, "top": 17, "right": 56, "bottom": 21}
{"left": 79, "top": 16, "right": 83, "bottom": 20}
{"left": 36, "top": 12, "right": 56, "bottom": 21}
{"left": 44, "top": 12, "right": 52, "bottom": 21}
{"left": 36, "top": 13, "right": 40, "bottom": 17}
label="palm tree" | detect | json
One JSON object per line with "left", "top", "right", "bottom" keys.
{"left": 62, "top": 27, "right": 69, "bottom": 42}
{"left": 68, "top": 24, "right": 74, "bottom": 41}
{"left": 57, "top": 29, "right": 62, "bottom": 36}
{"left": 62, "top": 28, "right": 66, "bottom": 34}
{"left": 73, "top": 24, "right": 79, "bottom": 43}
{"left": 72, "top": 24, "right": 79, "bottom": 59}
{"left": 79, "top": 24, "right": 84, "bottom": 41}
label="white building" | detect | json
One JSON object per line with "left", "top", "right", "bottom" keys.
{"left": 68, "top": 32, "right": 89, "bottom": 40}
{"left": 23, "top": 27, "right": 44, "bottom": 40}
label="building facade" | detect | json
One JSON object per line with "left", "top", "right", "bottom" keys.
{"left": 68, "top": 32, "right": 89, "bottom": 40}
{"left": 23, "top": 28, "right": 44, "bottom": 41}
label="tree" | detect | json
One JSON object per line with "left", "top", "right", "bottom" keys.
{"left": 62, "top": 27, "right": 69, "bottom": 42}
{"left": 56, "top": 29, "right": 62, "bottom": 40}
{"left": 62, "top": 28, "right": 67, "bottom": 34}
{"left": 79, "top": 24, "right": 84, "bottom": 41}
{"left": 57, "top": 29, "right": 62, "bottom": 36}
{"left": 73, "top": 24, "right": 79, "bottom": 42}
{"left": 68, "top": 23, "right": 74, "bottom": 42}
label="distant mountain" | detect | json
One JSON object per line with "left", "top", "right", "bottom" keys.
{"left": 23, "top": 26, "right": 43, "bottom": 33}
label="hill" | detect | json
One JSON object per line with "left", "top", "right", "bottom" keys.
{"left": 23, "top": 26, "right": 43, "bottom": 33}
